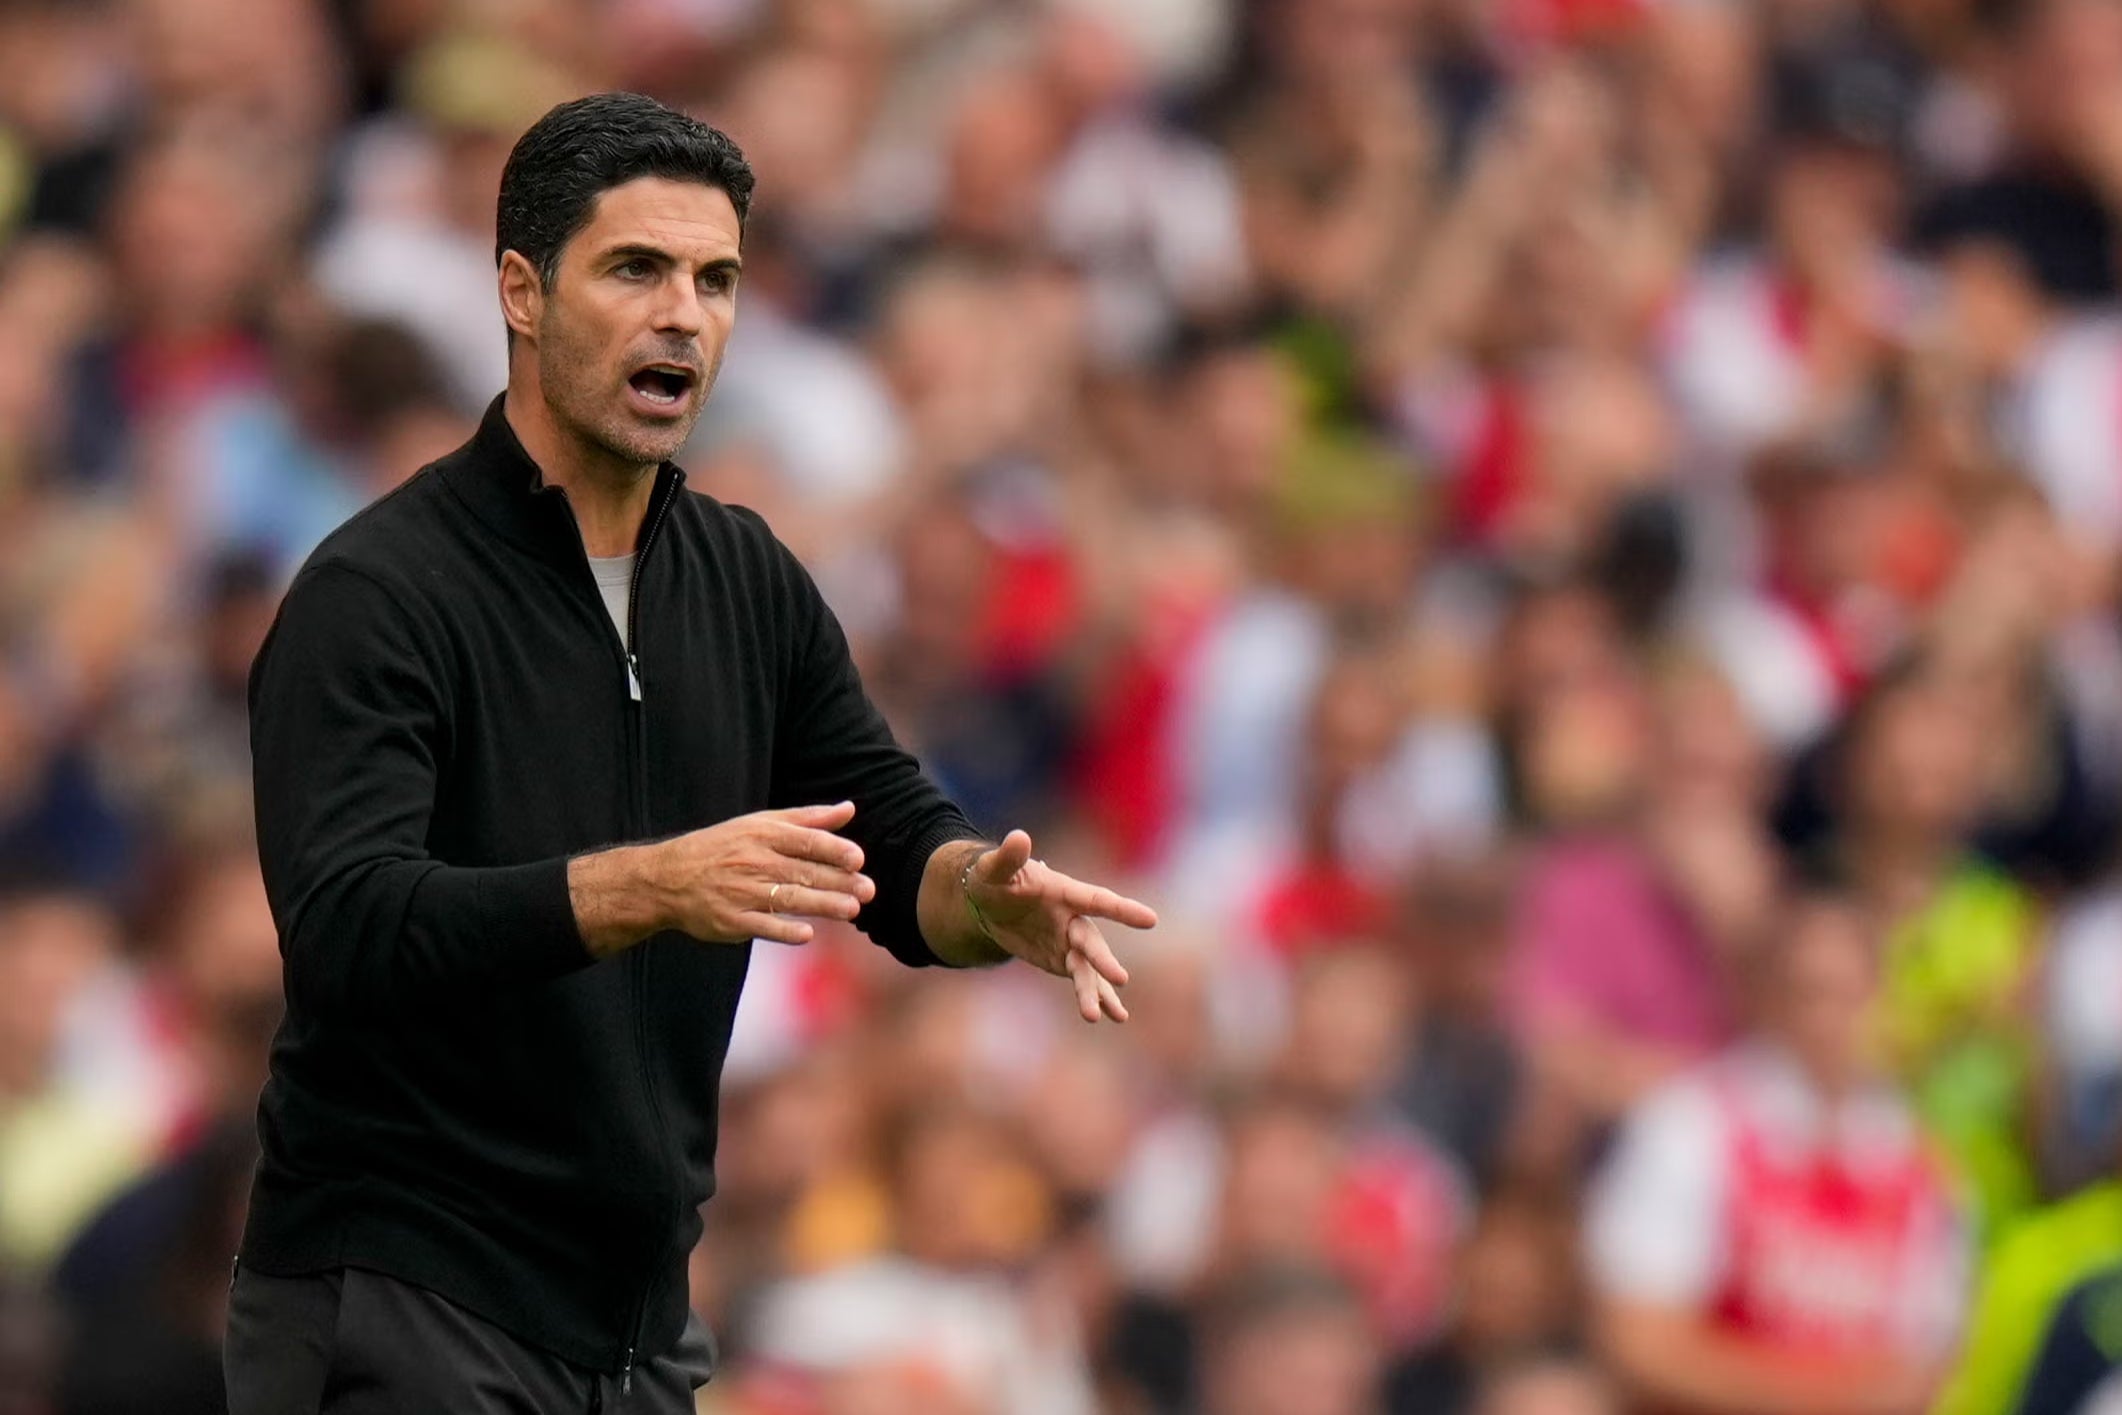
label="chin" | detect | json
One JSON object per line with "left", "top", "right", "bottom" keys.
{"left": 596, "top": 412, "right": 698, "bottom": 468}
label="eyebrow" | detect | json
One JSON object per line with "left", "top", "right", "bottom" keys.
{"left": 602, "top": 243, "right": 743, "bottom": 277}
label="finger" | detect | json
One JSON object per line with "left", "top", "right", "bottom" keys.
{"left": 1096, "top": 972, "right": 1129, "bottom": 1023}
{"left": 1066, "top": 948, "right": 1102, "bottom": 1024}
{"left": 765, "top": 864, "right": 874, "bottom": 904}
{"left": 768, "top": 800, "right": 856, "bottom": 831}
{"left": 769, "top": 823, "right": 866, "bottom": 873}
{"left": 978, "top": 830, "right": 1034, "bottom": 888}
{"left": 1067, "top": 915, "right": 1130, "bottom": 989}
{"left": 1055, "top": 876, "right": 1159, "bottom": 931}
{"left": 767, "top": 885, "right": 865, "bottom": 923}
{"left": 733, "top": 912, "right": 815, "bottom": 947}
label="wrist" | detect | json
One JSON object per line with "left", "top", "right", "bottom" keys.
{"left": 569, "top": 843, "right": 673, "bottom": 961}
{"left": 956, "top": 850, "right": 1004, "bottom": 948}
{"left": 628, "top": 840, "right": 684, "bottom": 937}
{"left": 919, "top": 839, "right": 1008, "bottom": 967}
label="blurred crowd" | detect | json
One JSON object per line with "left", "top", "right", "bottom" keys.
{"left": 5, "top": 0, "right": 2122, "bottom": 1412}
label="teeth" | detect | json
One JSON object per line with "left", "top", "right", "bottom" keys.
{"left": 632, "top": 370, "right": 686, "bottom": 405}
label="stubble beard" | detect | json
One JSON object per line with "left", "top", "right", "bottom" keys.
{"left": 538, "top": 318, "right": 714, "bottom": 471}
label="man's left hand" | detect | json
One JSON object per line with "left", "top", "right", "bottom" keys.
{"left": 964, "top": 830, "right": 1157, "bottom": 1023}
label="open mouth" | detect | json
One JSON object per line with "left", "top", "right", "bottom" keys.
{"left": 627, "top": 364, "right": 697, "bottom": 407}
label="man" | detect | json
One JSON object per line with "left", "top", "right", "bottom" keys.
{"left": 2014, "top": 1262, "right": 2122, "bottom": 1415}
{"left": 223, "top": 93, "right": 1154, "bottom": 1413}
{"left": 1935, "top": 1161, "right": 2122, "bottom": 1415}
{"left": 1584, "top": 891, "right": 1968, "bottom": 1415}
{"left": 1197, "top": 1264, "right": 1383, "bottom": 1415}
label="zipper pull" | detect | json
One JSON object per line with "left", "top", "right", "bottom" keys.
{"left": 626, "top": 653, "right": 642, "bottom": 702}
{"left": 621, "top": 1345, "right": 635, "bottom": 1396}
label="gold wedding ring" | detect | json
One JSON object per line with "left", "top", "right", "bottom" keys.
{"left": 769, "top": 883, "right": 783, "bottom": 908}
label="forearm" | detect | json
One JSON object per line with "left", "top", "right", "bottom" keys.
{"left": 916, "top": 838, "right": 1009, "bottom": 968}
{"left": 258, "top": 561, "right": 607, "bottom": 1016}
{"left": 1600, "top": 1306, "right": 1929, "bottom": 1415}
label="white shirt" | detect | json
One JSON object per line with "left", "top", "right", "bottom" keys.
{"left": 588, "top": 552, "right": 635, "bottom": 650}
{"left": 2049, "top": 885, "right": 2122, "bottom": 1080}
{"left": 746, "top": 1257, "right": 1098, "bottom": 1415}
{"left": 2009, "top": 315, "right": 2122, "bottom": 552}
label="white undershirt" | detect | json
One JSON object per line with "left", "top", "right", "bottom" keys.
{"left": 588, "top": 552, "right": 635, "bottom": 650}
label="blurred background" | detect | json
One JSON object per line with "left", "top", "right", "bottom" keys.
{"left": 4, "top": 0, "right": 2122, "bottom": 1411}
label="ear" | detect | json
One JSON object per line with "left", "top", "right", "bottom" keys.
{"left": 498, "top": 250, "right": 544, "bottom": 343}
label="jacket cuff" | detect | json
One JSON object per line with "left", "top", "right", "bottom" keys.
{"left": 476, "top": 856, "right": 593, "bottom": 975}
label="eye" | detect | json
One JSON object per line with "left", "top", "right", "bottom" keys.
{"left": 701, "top": 267, "right": 736, "bottom": 296}
{"left": 616, "top": 258, "right": 652, "bottom": 280}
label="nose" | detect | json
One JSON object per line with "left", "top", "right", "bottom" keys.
{"left": 651, "top": 272, "right": 705, "bottom": 339}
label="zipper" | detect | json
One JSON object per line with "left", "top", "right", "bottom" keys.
{"left": 620, "top": 474, "right": 676, "bottom": 1387}
{"left": 547, "top": 471, "right": 682, "bottom": 1384}
{"left": 624, "top": 481, "right": 677, "bottom": 702}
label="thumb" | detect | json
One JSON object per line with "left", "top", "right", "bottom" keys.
{"left": 978, "top": 829, "right": 1033, "bottom": 887}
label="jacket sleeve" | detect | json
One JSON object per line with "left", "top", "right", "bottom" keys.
{"left": 251, "top": 561, "right": 591, "bottom": 1018}
{"left": 760, "top": 528, "right": 983, "bottom": 967}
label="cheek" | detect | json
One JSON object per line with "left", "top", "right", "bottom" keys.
{"left": 706, "top": 303, "right": 738, "bottom": 348}
{"left": 543, "top": 288, "right": 627, "bottom": 357}
{"left": 540, "top": 310, "right": 617, "bottom": 386}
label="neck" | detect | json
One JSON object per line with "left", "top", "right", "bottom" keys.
{"left": 1995, "top": 304, "right": 2054, "bottom": 379}
{"left": 1798, "top": 1053, "right": 1859, "bottom": 1103}
{"left": 503, "top": 381, "right": 657, "bottom": 558}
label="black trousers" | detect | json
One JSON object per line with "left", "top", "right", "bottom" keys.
{"left": 224, "top": 1266, "right": 716, "bottom": 1415}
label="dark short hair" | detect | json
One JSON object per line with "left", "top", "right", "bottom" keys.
{"left": 1917, "top": 174, "right": 2119, "bottom": 305}
{"left": 495, "top": 92, "right": 755, "bottom": 288}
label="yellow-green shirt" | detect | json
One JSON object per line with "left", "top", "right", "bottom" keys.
{"left": 1934, "top": 1180, "right": 2122, "bottom": 1415}
{"left": 0, "top": 1085, "right": 152, "bottom": 1271}
{"left": 1878, "top": 865, "right": 2041, "bottom": 1241}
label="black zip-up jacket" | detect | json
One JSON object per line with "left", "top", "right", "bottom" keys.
{"left": 240, "top": 396, "right": 980, "bottom": 1373}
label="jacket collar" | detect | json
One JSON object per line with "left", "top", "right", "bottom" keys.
{"left": 442, "top": 393, "right": 688, "bottom": 565}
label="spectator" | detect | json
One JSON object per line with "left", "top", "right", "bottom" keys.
{"left": 2046, "top": 844, "right": 2122, "bottom": 1189}
{"left": 0, "top": 875, "right": 150, "bottom": 1272}
{"left": 1936, "top": 1162, "right": 2122, "bottom": 1415}
{"left": 1270, "top": 946, "right": 1470, "bottom": 1350}
{"left": 2013, "top": 1261, "right": 2122, "bottom": 1415}
{"left": 313, "top": 29, "right": 582, "bottom": 413}
{"left": 1922, "top": 177, "right": 2122, "bottom": 578}
{"left": 1790, "top": 657, "right": 2045, "bottom": 1236}
{"left": 1389, "top": 1195, "right": 1584, "bottom": 1415}
{"left": 1507, "top": 648, "right": 1777, "bottom": 1133}
{"left": 1389, "top": 855, "right": 1523, "bottom": 1189}
{"left": 2, "top": 0, "right": 2122, "bottom": 1409}
{"left": 1198, "top": 1263, "right": 1383, "bottom": 1415}
{"left": 1586, "top": 890, "right": 1969, "bottom": 1415}
{"left": 742, "top": 1099, "right": 1097, "bottom": 1415}
{"left": 52, "top": 829, "right": 283, "bottom": 1314}
{"left": 1106, "top": 1093, "right": 1347, "bottom": 1414}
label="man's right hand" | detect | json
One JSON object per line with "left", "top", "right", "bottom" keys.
{"left": 569, "top": 801, "right": 874, "bottom": 958}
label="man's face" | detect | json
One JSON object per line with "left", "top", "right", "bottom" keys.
{"left": 523, "top": 175, "right": 742, "bottom": 468}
